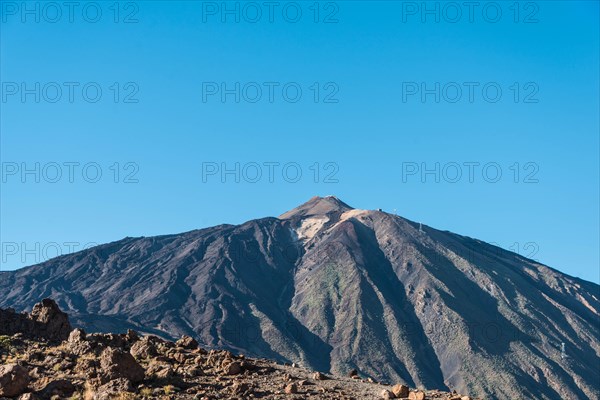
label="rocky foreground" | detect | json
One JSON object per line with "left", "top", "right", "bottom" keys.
{"left": 0, "top": 299, "right": 478, "bottom": 400}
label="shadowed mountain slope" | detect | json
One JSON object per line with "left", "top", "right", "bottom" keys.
{"left": 1, "top": 196, "right": 598, "bottom": 399}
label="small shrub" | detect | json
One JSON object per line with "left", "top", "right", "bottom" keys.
{"left": 163, "top": 385, "right": 175, "bottom": 395}
{"left": 0, "top": 336, "right": 12, "bottom": 351}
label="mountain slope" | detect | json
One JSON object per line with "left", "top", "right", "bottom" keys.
{"left": 1, "top": 196, "right": 598, "bottom": 399}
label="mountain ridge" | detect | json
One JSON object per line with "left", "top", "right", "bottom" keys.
{"left": 1, "top": 197, "right": 598, "bottom": 399}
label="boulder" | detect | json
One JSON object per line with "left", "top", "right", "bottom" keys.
{"left": 312, "top": 371, "right": 327, "bottom": 380}
{"left": 100, "top": 347, "right": 145, "bottom": 383}
{"left": 0, "top": 299, "right": 71, "bottom": 341}
{"left": 176, "top": 335, "right": 198, "bottom": 349}
{"left": 284, "top": 383, "right": 298, "bottom": 394}
{"left": 28, "top": 299, "right": 72, "bottom": 341}
{"left": 408, "top": 391, "right": 426, "bottom": 400}
{"left": 67, "top": 328, "right": 93, "bottom": 356}
{"left": 145, "top": 361, "right": 174, "bottom": 380}
{"left": 223, "top": 361, "right": 243, "bottom": 375}
{"left": 130, "top": 336, "right": 159, "bottom": 359}
{"left": 381, "top": 389, "right": 396, "bottom": 399}
{"left": 68, "top": 328, "right": 86, "bottom": 343}
{"left": 0, "top": 364, "right": 30, "bottom": 397}
{"left": 392, "top": 384, "right": 409, "bottom": 397}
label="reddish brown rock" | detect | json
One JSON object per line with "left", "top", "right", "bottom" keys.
{"left": 28, "top": 299, "right": 72, "bottom": 341}
{"left": 381, "top": 389, "right": 396, "bottom": 399}
{"left": 408, "top": 391, "right": 426, "bottom": 400}
{"left": 176, "top": 335, "right": 199, "bottom": 349}
{"left": 0, "top": 299, "right": 481, "bottom": 400}
{"left": 68, "top": 328, "right": 85, "bottom": 343}
{"left": 223, "top": 361, "right": 243, "bottom": 375}
{"left": 130, "top": 336, "right": 159, "bottom": 359}
{"left": 100, "top": 347, "right": 145, "bottom": 383}
{"left": 0, "top": 299, "right": 71, "bottom": 341}
{"left": 285, "top": 383, "right": 298, "bottom": 394}
{"left": 0, "top": 364, "right": 30, "bottom": 397}
{"left": 313, "top": 371, "right": 327, "bottom": 380}
{"left": 392, "top": 384, "right": 409, "bottom": 397}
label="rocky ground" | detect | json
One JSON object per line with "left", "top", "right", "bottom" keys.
{"left": 0, "top": 299, "right": 478, "bottom": 400}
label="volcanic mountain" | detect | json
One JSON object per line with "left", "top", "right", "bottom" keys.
{"left": 1, "top": 196, "right": 598, "bottom": 399}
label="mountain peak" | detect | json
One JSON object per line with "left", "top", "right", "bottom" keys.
{"left": 1, "top": 198, "right": 598, "bottom": 400}
{"left": 279, "top": 196, "right": 353, "bottom": 219}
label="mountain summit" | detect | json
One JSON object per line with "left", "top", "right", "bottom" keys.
{"left": 1, "top": 197, "right": 598, "bottom": 399}
{"left": 279, "top": 195, "right": 353, "bottom": 219}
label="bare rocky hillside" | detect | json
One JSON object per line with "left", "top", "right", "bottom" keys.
{"left": 1, "top": 197, "right": 598, "bottom": 399}
{"left": 0, "top": 300, "right": 475, "bottom": 399}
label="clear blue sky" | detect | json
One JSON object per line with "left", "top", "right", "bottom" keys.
{"left": 1, "top": 1, "right": 598, "bottom": 283}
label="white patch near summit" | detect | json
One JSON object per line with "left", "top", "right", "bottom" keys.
{"left": 295, "top": 216, "right": 329, "bottom": 241}
{"left": 340, "top": 209, "right": 369, "bottom": 221}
